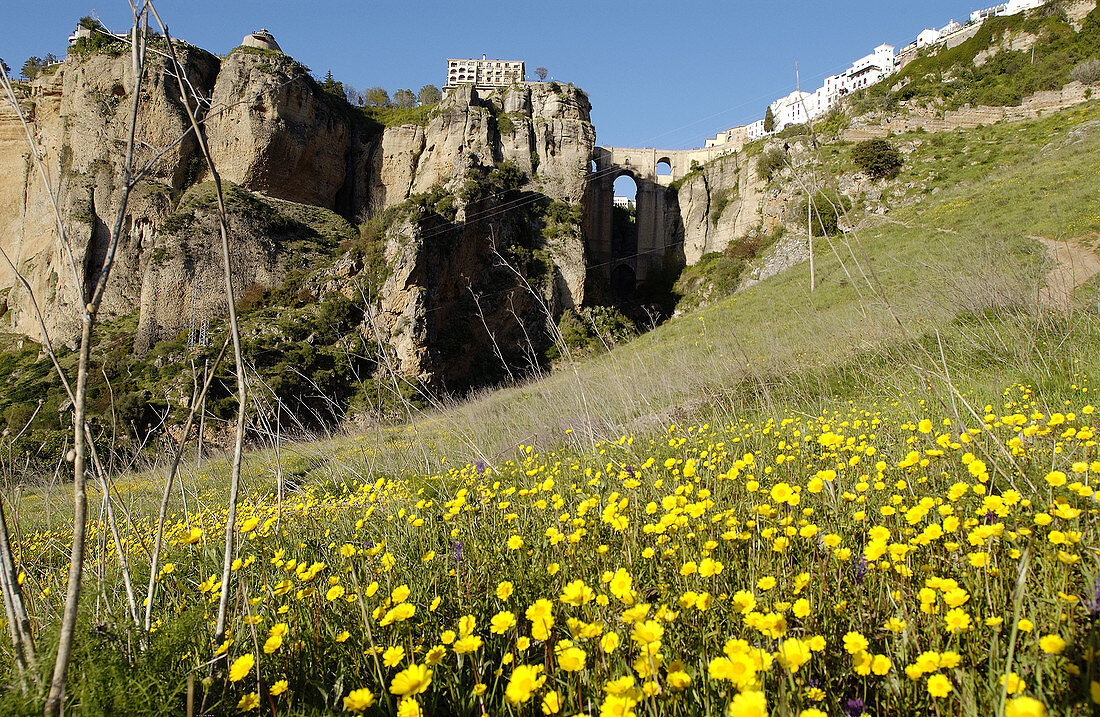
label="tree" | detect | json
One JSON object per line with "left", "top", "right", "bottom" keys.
{"left": 0, "top": 59, "right": 10, "bottom": 79}
{"left": 321, "top": 70, "right": 344, "bottom": 98}
{"left": 21, "top": 56, "right": 45, "bottom": 81}
{"left": 851, "top": 138, "right": 903, "bottom": 180}
{"left": 763, "top": 106, "right": 775, "bottom": 133}
{"left": 417, "top": 84, "right": 441, "bottom": 106}
{"left": 797, "top": 189, "right": 851, "bottom": 236}
{"left": 343, "top": 83, "right": 363, "bottom": 106}
{"left": 392, "top": 88, "right": 415, "bottom": 108}
{"left": 535, "top": 66, "right": 549, "bottom": 81}
{"left": 363, "top": 86, "right": 390, "bottom": 108}
{"left": 756, "top": 145, "right": 787, "bottom": 182}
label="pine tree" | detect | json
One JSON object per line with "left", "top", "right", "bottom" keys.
{"left": 764, "top": 106, "right": 775, "bottom": 133}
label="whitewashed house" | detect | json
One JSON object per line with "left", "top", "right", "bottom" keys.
{"left": 916, "top": 28, "right": 942, "bottom": 48}
{"left": 1003, "top": 0, "right": 1046, "bottom": 15}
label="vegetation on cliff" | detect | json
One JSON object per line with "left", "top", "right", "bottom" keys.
{"left": 853, "top": 3, "right": 1100, "bottom": 112}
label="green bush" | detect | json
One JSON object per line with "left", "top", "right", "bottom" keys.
{"left": 851, "top": 138, "right": 903, "bottom": 180}
{"left": 756, "top": 146, "right": 788, "bottom": 182}
{"left": 795, "top": 189, "right": 852, "bottom": 236}
{"left": 551, "top": 306, "right": 637, "bottom": 358}
{"left": 710, "top": 186, "right": 739, "bottom": 225}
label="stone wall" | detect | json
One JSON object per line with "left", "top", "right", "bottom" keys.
{"left": 842, "top": 82, "right": 1090, "bottom": 141}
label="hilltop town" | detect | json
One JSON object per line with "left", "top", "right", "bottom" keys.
{"left": 703, "top": 0, "right": 1051, "bottom": 152}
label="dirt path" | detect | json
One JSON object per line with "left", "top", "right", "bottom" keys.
{"left": 1032, "top": 235, "right": 1100, "bottom": 307}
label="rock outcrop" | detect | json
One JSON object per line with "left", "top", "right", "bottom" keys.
{"left": 0, "top": 38, "right": 595, "bottom": 390}
{"left": 673, "top": 150, "right": 775, "bottom": 264}
{"left": 1, "top": 45, "right": 219, "bottom": 347}
{"left": 372, "top": 83, "right": 594, "bottom": 208}
{"left": 205, "top": 49, "right": 353, "bottom": 209}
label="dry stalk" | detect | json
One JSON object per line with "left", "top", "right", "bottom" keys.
{"left": 146, "top": 4, "right": 250, "bottom": 652}
{"left": 143, "top": 337, "right": 229, "bottom": 632}
{"left": 45, "top": 6, "right": 150, "bottom": 712}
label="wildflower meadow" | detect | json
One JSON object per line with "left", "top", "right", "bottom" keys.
{"left": 4, "top": 380, "right": 1098, "bottom": 716}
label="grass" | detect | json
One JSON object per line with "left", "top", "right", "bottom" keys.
{"left": 3, "top": 87, "right": 1100, "bottom": 717}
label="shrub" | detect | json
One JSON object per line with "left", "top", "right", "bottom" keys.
{"left": 710, "top": 187, "right": 738, "bottom": 226}
{"left": 777, "top": 123, "right": 810, "bottom": 139}
{"left": 851, "top": 138, "right": 903, "bottom": 180}
{"left": 793, "top": 189, "right": 852, "bottom": 236}
{"left": 1070, "top": 59, "right": 1100, "bottom": 86}
{"left": 756, "top": 146, "right": 788, "bottom": 182}
{"left": 552, "top": 306, "right": 636, "bottom": 358}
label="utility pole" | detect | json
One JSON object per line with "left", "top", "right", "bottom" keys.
{"left": 796, "top": 61, "right": 815, "bottom": 292}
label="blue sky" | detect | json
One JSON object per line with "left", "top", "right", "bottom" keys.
{"left": 3, "top": 1, "right": 988, "bottom": 149}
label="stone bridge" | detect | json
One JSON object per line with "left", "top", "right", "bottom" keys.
{"left": 586, "top": 144, "right": 732, "bottom": 294}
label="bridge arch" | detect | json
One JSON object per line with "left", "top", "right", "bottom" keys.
{"left": 611, "top": 264, "right": 636, "bottom": 297}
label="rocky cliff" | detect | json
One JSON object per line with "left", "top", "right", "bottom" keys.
{"left": 0, "top": 38, "right": 595, "bottom": 393}
{"left": 672, "top": 150, "right": 781, "bottom": 265}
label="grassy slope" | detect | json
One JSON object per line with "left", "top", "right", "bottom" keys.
{"left": 17, "top": 101, "right": 1100, "bottom": 531}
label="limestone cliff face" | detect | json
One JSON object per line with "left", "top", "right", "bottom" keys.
{"left": 374, "top": 83, "right": 594, "bottom": 208}
{"left": 204, "top": 50, "right": 353, "bottom": 209}
{"left": 674, "top": 151, "right": 775, "bottom": 265}
{"left": 0, "top": 42, "right": 595, "bottom": 391}
{"left": 0, "top": 46, "right": 219, "bottom": 346}
{"left": 369, "top": 84, "right": 594, "bottom": 384}
{"left": 374, "top": 185, "right": 588, "bottom": 386}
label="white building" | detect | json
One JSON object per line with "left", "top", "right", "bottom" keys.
{"left": 705, "top": 42, "right": 896, "bottom": 142}
{"left": 769, "top": 90, "right": 814, "bottom": 130}
{"left": 916, "top": 28, "right": 942, "bottom": 48}
{"left": 939, "top": 20, "right": 963, "bottom": 36}
{"left": 971, "top": 0, "right": 1045, "bottom": 23}
{"left": 841, "top": 43, "right": 896, "bottom": 94}
{"left": 68, "top": 25, "right": 92, "bottom": 45}
{"left": 1003, "top": 0, "right": 1046, "bottom": 15}
{"left": 613, "top": 196, "right": 635, "bottom": 209}
{"left": 445, "top": 55, "right": 525, "bottom": 89}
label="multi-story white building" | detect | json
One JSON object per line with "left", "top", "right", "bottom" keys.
{"left": 706, "top": 42, "right": 896, "bottom": 140}
{"left": 841, "top": 43, "right": 896, "bottom": 94}
{"left": 445, "top": 55, "right": 525, "bottom": 89}
{"left": 745, "top": 119, "right": 767, "bottom": 140}
{"left": 769, "top": 90, "right": 814, "bottom": 130}
{"left": 766, "top": 43, "right": 896, "bottom": 131}
{"left": 700, "top": 0, "right": 1049, "bottom": 149}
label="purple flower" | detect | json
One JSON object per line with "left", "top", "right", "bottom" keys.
{"left": 843, "top": 697, "right": 865, "bottom": 716}
{"left": 1087, "top": 576, "right": 1100, "bottom": 617}
{"left": 624, "top": 464, "right": 636, "bottom": 478}
{"left": 452, "top": 540, "right": 465, "bottom": 565}
{"left": 475, "top": 459, "right": 485, "bottom": 474}
{"left": 854, "top": 556, "right": 868, "bottom": 585}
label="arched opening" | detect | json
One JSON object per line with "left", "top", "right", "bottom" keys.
{"left": 611, "top": 173, "right": 638, "bottom": 260}
{"left": 590, "top": 159, "right": 597, "bottom": 174}
{"left": 656, "top": 158, "right": 672, "bottom": 177}
{"left": 611, "top": 264, "right": 636, "bottom": 297}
